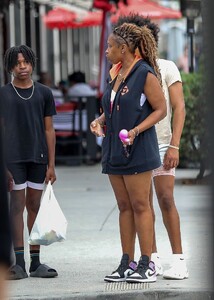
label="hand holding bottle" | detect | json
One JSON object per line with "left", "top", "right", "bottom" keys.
{"left": 119, "top": 129, "right": 130, "bottom": 144}
{"left": 119, "top": 129, "right": 131, "bottom": 158}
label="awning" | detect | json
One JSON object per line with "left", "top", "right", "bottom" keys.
{"left": 34, "top": 0, "right": 181, "bottom": 20}
{"left": 43, "top": 7, "right": 102, "bottom": 29}
{"left": 41, "top": 0, "right": 182, "bottom": 30}
{"left": 33, "top": 0, "right": 93, "bottom": 12}
{"left": 111, "top": 0, "right": 182, "bottom": 22}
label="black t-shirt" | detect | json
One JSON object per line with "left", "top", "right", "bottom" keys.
{"left": 0, "top": 81, "right": 56, "bottom": 164}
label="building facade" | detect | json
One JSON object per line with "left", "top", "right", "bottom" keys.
{"left": 0, "top": 0, "right": 202, "bottom": 86}
{"left": 0, "top": 0, "right": 100, "bottom": 87}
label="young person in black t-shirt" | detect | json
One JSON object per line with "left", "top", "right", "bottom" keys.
{"left": 0, "top": 45, "right": 57, "bottom": 280}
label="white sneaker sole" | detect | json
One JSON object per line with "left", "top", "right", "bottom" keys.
{"left": 104, "top": 277, "right": 126, "bottom": 282}
{"left": 126, "top": 276, "right": 157, "bottom": 283}
{"left": 163, "top": 270, "right": 189, "bottom": 280}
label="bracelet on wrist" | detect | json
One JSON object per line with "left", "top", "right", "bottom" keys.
{"left": 131, "top": 129, "right": 136, "bottom": 138}
{"left": 134, "top": 126, "right": 139, "bottom": 136}
{"left": 169, "top": 144, "right": 179, "bottom": 150}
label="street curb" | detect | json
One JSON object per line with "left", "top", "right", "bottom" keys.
{"left": 11, "top": 289, "right": 214, "bottom": 300}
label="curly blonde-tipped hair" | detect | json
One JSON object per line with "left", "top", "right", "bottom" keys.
{"left": 113, "top": 23, "right": 162, "bottom": 86}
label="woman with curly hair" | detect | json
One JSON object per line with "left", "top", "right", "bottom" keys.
{"left": 113, "top": 14, "right": 187, "bottom": 281}
{"left": 90, "top": 23, "right": 166, "bottom": 283}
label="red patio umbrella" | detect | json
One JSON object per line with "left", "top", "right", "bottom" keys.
{"left": 43, "top": 8, "right": 76, "bottom": 30}
{"left": 70, "top": 10, "right": 102, "bottom": 28}
{"left": 111, "top": 0, "right": 182, "bottom": 23}
{"left": 43, "top": 8, "right": 102, "bottom": 29}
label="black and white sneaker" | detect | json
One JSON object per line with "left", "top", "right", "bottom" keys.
{"left": 126, "top": 255, "right": 157, "bottom": 283}
{"left": 104, "top": 254, "right": 137, "bottom": 282}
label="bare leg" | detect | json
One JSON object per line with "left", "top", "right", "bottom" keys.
{"left": 107, "top": 172, "right": 155, "bottom": 283}
{"left": 26, "top": 187, "right": 43, "bottom": 252}
{"left": 124, "top": 171, "right": 153, "bottom": 257}
{"left": 10, "top": 190, "right": 26, "bottom": 248}
{"left": 0, "top": 265, "right": 8, "bottom": 300}
{"left": 108, "top": 175, "right": 136, "bottom": 261}
{"left": 154, "top": 175, "right": 182, "bottom": 253}
{"left": 149, "top": 185, "right": 157, "bottom": 253}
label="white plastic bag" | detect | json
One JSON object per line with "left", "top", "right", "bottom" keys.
{"left": 28, "top": 181, "right": 68, "bottom": 246}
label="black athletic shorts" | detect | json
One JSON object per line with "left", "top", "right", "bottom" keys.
{"left": 7, "top": 162, "right": 47, "bottom": 191}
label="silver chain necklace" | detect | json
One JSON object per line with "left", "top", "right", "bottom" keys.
{"left": 11, "top": 80, "right": 34, "bottom": 100}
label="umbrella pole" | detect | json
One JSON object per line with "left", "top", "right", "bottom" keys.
{"left": 98, "top": 10, "right": 111, "bottom": 98}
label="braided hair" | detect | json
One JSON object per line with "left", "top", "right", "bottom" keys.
{"left": 4, "top": 45, "right": 36, "bottom": 74}
{"left": 113, "top": 13, "right": 160, "bottom": 46}
{"left": 113, "top": 23, "right": 162, "bottom": 86}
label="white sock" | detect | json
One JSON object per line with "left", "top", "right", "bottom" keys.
{"left": 172, "top": 254, "right": 187, "bottom": 265}
{"left": 172, "top": 254, "right": 185, "bottom": 260}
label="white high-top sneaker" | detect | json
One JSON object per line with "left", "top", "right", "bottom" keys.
{"left": 151, "top": 253, "right": 163, "bottom": 276}
{"left": 163, "top": 254, "right": 189, "bottom": 280}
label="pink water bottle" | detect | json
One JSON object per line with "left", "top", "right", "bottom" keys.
{"left": 119, "top": 129, "right": 130, "bottom": 157}
{"left": 119, "top": 129, "right": 130, "bottom": 143}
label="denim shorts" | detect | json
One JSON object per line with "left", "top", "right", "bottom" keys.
{"left": 7, "top": 162, "right": 47, "bottom": 191}
{"left": 152, "top": 144, "right": 175, "bottom": 178}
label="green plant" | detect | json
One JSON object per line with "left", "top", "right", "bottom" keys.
{"left": 179, "top": 70, "right": 209, "bottom": 178}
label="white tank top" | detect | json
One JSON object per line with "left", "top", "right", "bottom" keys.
{"left": 110, "top": 90, "right": 116, "bottom": 111}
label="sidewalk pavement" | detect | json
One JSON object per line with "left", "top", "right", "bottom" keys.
{"left": 7, "top": 165, "right": 213, "bottom": 300}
